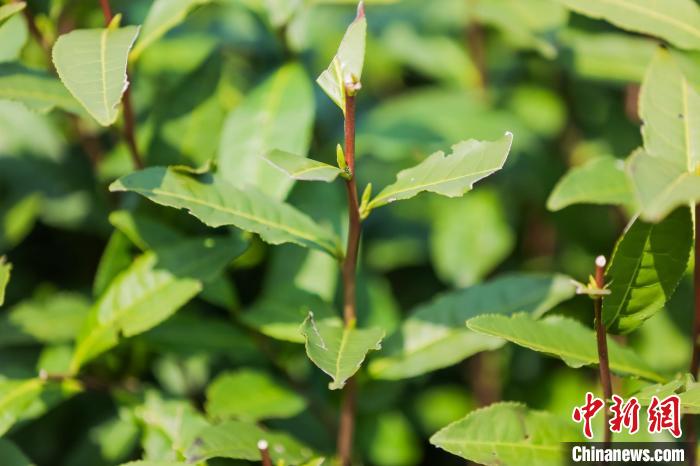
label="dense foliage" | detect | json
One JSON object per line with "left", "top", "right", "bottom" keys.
{"left": 2, "top": 0, "right": 700, "bottom": 465}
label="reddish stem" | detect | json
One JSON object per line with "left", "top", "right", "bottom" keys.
{"left": 594, "top": 256, "right": 613, "bottom": 447}
{"left": 258, "top": 440, "right": 273, "bottom": 466}
{"left": 99, "top": 0, "right": 113, "bottom": 24}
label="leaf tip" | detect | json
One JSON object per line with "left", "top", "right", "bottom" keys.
{"left": 357, "top": 1, "right": 365, "bottom": 19}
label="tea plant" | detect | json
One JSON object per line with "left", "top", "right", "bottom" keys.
{"left": 1, "top": 0, "right": 700, "bottom": 465}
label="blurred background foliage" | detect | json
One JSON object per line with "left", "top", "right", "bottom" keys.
{"left": 0, "top": 0, "right": 692, "bottom": 464}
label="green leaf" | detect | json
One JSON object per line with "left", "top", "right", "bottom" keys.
{"left": 0, "top": 439, "right": 34, "bottom": 466}
{"left": 301, "top": 314, "right": 384, "bottom": 390}
{"left": 467, "top": 314, "right": 663, "bottom": 382}
{"left": 628, "top": 49, "right": 700, "bottom": 221}
{"left": 0, "top": 257, "right": 10, "bottom": 307}
{"left": 120, "top": 462, "right": 184, "bottom": 466}
{"left": 206, "top": 369, "right": 306, "bottom": 421}
{"left": 368, "top": 132, "right": 513, "bottom": 210}
{"left": 265, "top": 149, "right": 343, "bottom": 182}
{"left": 130, "top": 0, "right": 211, "bottom": 61}
{"left": 680, "top": 384, "right": 700, "bottom": 413}
{"left": 555, "top": 0, "right": 700, "bottom": 50}
{"left": 110, "top": 167, "right": 341, "bottom": 257}
{"left": 52, "top": 24, "right": 140, "bottom": 126}
{"left": 93, "top": 231, "right": 133, "bottom": 297}
{"left": 70, "top": 236, "right": 244, "bottom": 373}
{"left": 369, "top": 274, "right": 576, "bottom": 380}
{"left": 186, "top": 420, "right": 314, "bottom": 464}
{"left": 0, "top": 16, "right": 27, "bottom": 63}
{"left": 0, "top": 3, "right": 25, "bottom": 27}
{"left": 317, "top": 4, "right": 366, "bottom": 112}
{"left": 547, "top": 156, "right": 637, "bottom": 211}
{"left": 0, "top": 63, "right": 82, "bottom": 114}
{"left": 242, "top": 287, "right": 340, "bottom": 343}
{"left": 603, "top": 207, "right": 693, "bottom": 333}
{"left": 0, "top": 378, "right": 44, "bottom": 437}
{"left": 219, "top": 63, "right": 315, "bottom": 200}
{"left": 430, "top": 402, "right": 582, "bottom": 466}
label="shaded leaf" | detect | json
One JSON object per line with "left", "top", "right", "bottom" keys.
{"left": 467, "top": 314, "right": 663, "bottom": 381}
{"left": 110, "top": 167, "right": 341, "bottom": 257}
{"left": 369, "top": 274, "right": 575, "bottom": 380}
{"left": 186, "top": 420, "right": 314, "bottom": 464}
{"left": 547, "top": 156, "right": 636, "bottom": 211}
{"left": 0, "top": 257, "right": 10, "bottom": 307}
{"left": 317, "top": 4, "right": 366, "bottom": 112}
{"left": 52, "top": 24, "right": 140, "bottom": 126}
{"left": 430, "top": 402, "right": 582, "bottom": 466}
{"left": 556, "top": 0, "right": 700, "bottom": 50}
{"left": 0, "top": 438, "right": 34, "bottom": 466}
{"left": 206, "top": 369, "right": 306, "bottom": 421}
{"left": 0, "top": 63, "right": 81, "bottom": 114}
{"left": 301, "top": 314, "right": 384, "bottom": 390}
{"left": 265, "top": 149, "right": 343, "bottom": 182}
{"left": 368, "top": 133, "right": 513, "bottom": 209}
{"left": 0, "top": 378, "right": 44, "bottom": 436}
{"left": 219, "top": 63, "right": 315, "bottom": 200}
{"left": 130, "top": 0, "right": 211, "bottom": 60}
{"left": 603, "top": 207, "right": 692, "bottom": 333}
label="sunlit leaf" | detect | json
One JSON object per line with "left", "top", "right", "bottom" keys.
{"left": 206, "top": 369, "right": 306, "bottom": 421}
{"left": 301, "top": 313, "right": 384, "bottom": 389}
{"left": 430, "top": 402, "right": 582, "bottom": 466}
{"left": 0, "top": 3, "right": 25, "bottom": 27}
{"left": 110, "top": 167, "right": 341, "bottom": 257}
{"left": 547, "top": 156, "right": 637, "bottom": 211}
{"left": 0, "top": 257, "right": 10, "bottom": 307}
{"left": 468, "top": 314, "right": 663, "bottom": 381}
{"left": 604, "top": 207, "right": 692, "bottom": 333}
{"left": 0, "top": 378, "right": 44, "bottom": 436}
{"left": 265, "top": 149, "right": 343, "bottom": 182}
{"left": 369, "top": 274, "right": 576, "bottom": 380}
{"left": 0, "top": 63, "right": 82, "bottom": 114}
{"left": 368, "top": 132, "right": 513, "bottom": 210}
{"left": 52, "top": 23, "right": 140, "bottom": 126}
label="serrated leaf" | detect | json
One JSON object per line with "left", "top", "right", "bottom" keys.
{"left": 555, "top": 0, "right": 700, "bottom": 51}
{"left": 0, "top": 63, "right": 82, "bottom": 114}
{"left": 0, "top": 378, "right": 44, "bottom": 437}
{"left": 430, "top": 402, "right": 582, "bottom": 466}
{"left": 70, "top": 236, "right": 245, "bottom": 373}
{"left": 186, "top": 420, "right": 314, "bottom": 464}
{"left": 130, "top": 0, "right": 211, "bottom": 61}
{"left": 0, "top": 257, "right": 10, "bottom": 307}
{"left": 317, "top": 6, "right": 366, "bottom": 112}
{"left": 0, "top": 3, "right": 25, "bottom": 27}
{"left": 206, "top": 369, "right": 306, "bottom": 421}
{"left": 547, "top": 156, "right": 636, "bottom": 211}
{"left": 110, "top": 167, "right": 341, "bottom": 257}
{"left": 265, "top": 149, "right": 343, "bottom": 182}
{"left": 368, "top": 133, "right": 513, "bottom": 209}
{"left": 219, "top": 63, "right": 315, "bottom": 200}
{"left": 603, "top": 207, "right": 692, "bottom": 333}
{"left": 369, "top": 274, "right": 576, "bottom": 380}
{"left": 467, "top": 314, "right": 663, "bottom": 381}
{"left": 52, "top": 25, "right": 140, "bottom": 126}
{"left": 301, "top": 314, "right": 384, "bottom": 390}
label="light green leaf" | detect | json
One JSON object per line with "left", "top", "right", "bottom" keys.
{"left": 70, "top": 236, "right": 244, "bottom": 373}
{"left": 219, "top": 63, "right": 315, "bottom": 200}
{"left": 317, "top": 5, "right": 366, "bottom": 112}
{"left": 0, "top": 63, "right": 82, "bottom": 114}
{"left": 265, "top": 149, "right": 343, "bottom": 182}
{"left": 603, "top": 207, "right": 692, "bottom": 333}
{"left": 559, "top": 30, "right": 656, "bottom": 83}
{"left": 0, "top": 257, "right": 10, "bottom": 307}
{"left": 467, "top": 314, "right": 663, "bottom": 381}
{"left": 680, "top": 384, "right": 700, "bottom": 413}
{"left": 547, "top": 156, "right": 637, "bottom": 211}
{"left": 130, "top": 0, "right": 211, "bottom": 61}
{"left": 627, "top": 49, "right": 700, "bottom": 221}
{"left": 0, "top": 16, "right": 27, "bottom": 63}
{"left": 555, "top": 0, "right": 700, "bottom": 50}
{"left": 369, "top": 274, "right": 576, "bottom": 380}
{"left": 0, "top": 3, "right": 25, "bottom": 26}
{"left": 0, "top": 439, "right": 33, "bottom": 466}
{"left": 368, "top": 132, "right": 513, "bottom": 210}
{"left": 206, "top": 369, "right": 306, "bottom": 421}
{"left": 120, "top": 462, "right": 184, "bottom": 466}
{"left": 186, "top": 420, "right": 314, "bottom": 464}
{"left": 0, "top": 378, "right": 44, "bottom": 437}
{"left": 110, "top": 167, "right": 341, "bottom": 257}
{"left": 430, "top": 402, "right": 582, "bottom": 466}
{"left": 241, "top": 287, "right": 340, "bottom": 343}
{"left": 301, "top": 314, "right": 384, "bottom": 390}
{"left": 52, "top": 24, "right": 140, "bottom": 126}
